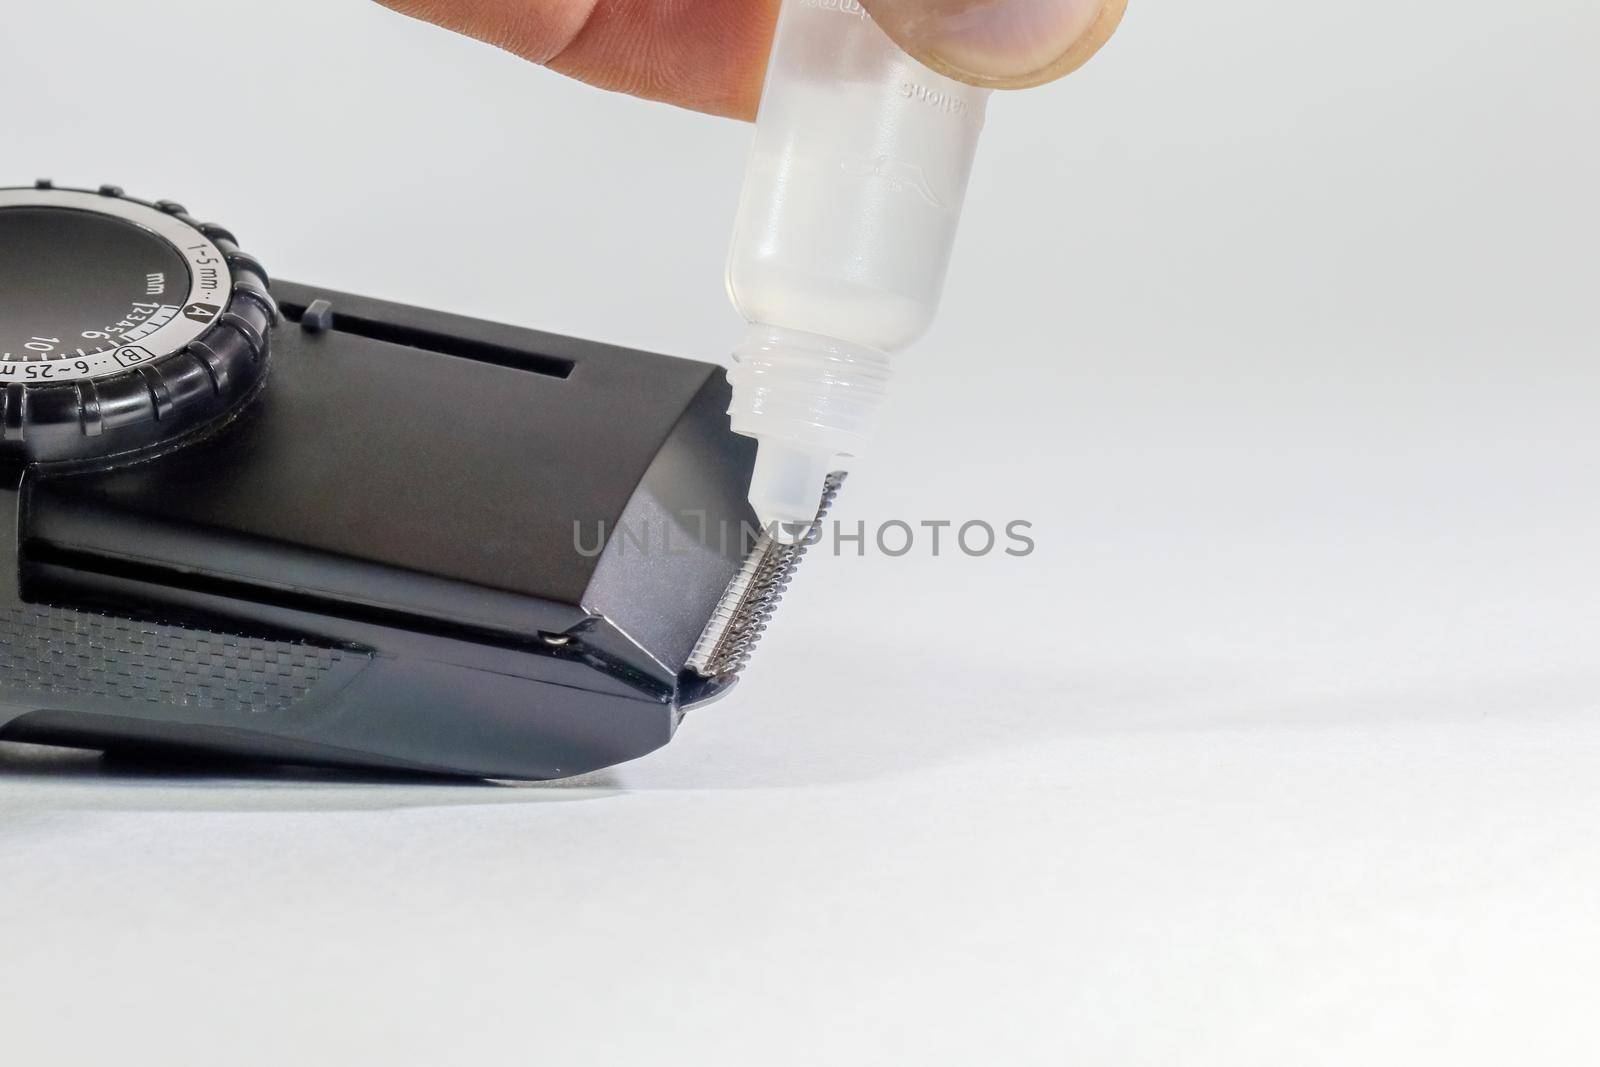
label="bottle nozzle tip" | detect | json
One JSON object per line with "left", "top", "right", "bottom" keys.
{"left": 748, "top": 438, "right": 838, "bottom": 543}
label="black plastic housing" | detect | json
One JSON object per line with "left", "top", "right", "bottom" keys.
{"left": 0, "top": 282, "right": 760, "bottom": 779}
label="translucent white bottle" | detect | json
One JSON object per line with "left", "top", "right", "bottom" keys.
{"left": 726, "top": 0, "right": 991, "bottom": 538}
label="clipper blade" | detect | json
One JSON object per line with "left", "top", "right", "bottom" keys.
{"left": 687, "top": 472, "right": 845, "bottom": 680}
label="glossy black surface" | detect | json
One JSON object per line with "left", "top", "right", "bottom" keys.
{"left": 0, "top": 207, "right": 189, "bottom": 362}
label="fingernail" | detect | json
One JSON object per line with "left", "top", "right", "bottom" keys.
{"left": 863, "top": 0, "right": 1124, "bottom": 88}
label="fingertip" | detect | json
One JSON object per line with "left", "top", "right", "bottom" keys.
{"left": 861, "top": 0, "right": 1128, "bottom": 90}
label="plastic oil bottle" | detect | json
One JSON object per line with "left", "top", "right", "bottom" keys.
{"left": 726, "top": 0, "right": 992, "bottom": 539}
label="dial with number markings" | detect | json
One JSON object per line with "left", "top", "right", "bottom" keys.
{"left": 0, "top": 183, "right": 272, "bottom": 464}
{"left": 0, "top": 187, "right": 231, "bottom": 384}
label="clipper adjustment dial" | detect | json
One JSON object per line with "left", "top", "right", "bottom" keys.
{"left": 0, "top": 182, "right": 274, "bottom": 464}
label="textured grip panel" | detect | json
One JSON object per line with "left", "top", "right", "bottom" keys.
{"left": 0, "top": 605, "right": 361, "bottom": 717}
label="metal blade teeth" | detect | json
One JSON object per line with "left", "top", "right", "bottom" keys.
{"left": 687, "top": 472, "right": 845, "bottom": 680}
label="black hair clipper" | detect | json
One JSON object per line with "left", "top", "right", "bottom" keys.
{"left": 0, "top": 183, "right": 836, "bottom": 779}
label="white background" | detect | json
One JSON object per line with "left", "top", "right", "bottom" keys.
{"left": 4, "top": 1, "right": 1599, "bottom": 1063}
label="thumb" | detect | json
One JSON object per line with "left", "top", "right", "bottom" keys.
{"left": 857, "top": 0, "right": 1128, "bottom": 89}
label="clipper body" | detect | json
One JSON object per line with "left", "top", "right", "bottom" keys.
{"left": 1, "top": 282, "right": 766, "bottom": 779}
